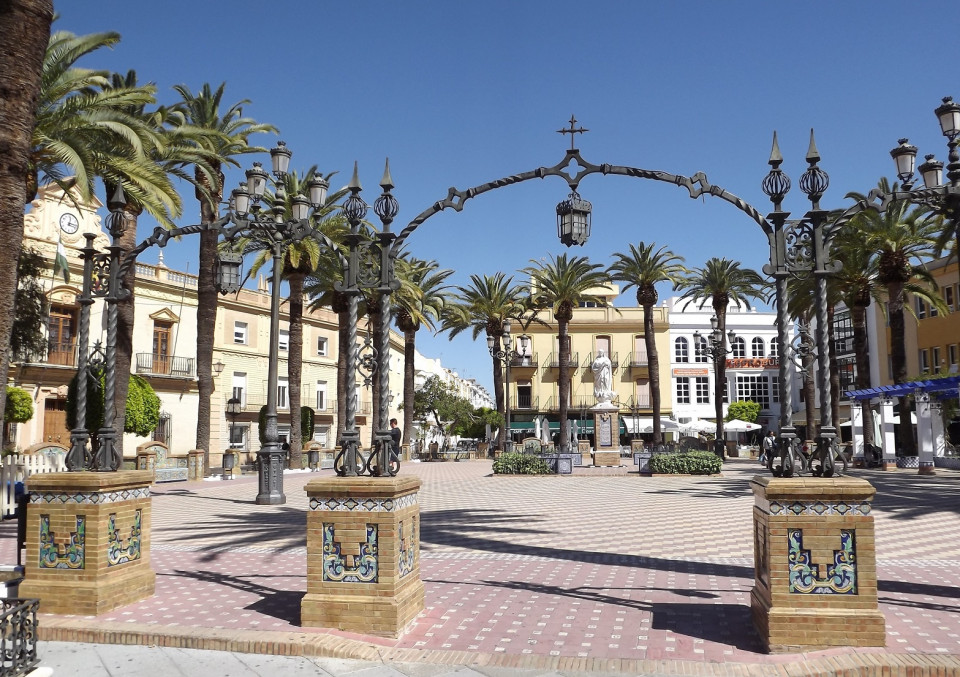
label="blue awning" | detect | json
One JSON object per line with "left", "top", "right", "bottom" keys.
{"left": 845, "top": 375, "right": 960, "bottom": 401}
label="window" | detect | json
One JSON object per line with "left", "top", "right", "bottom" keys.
{"left": 234, "top": 321, "right": 248, "bottom": 344}
{"left": 837, "top": 356, "right": 856, "bottom": 394}
{"left": 723, "top": 379, "right": 729, "bottom": 403}
{"left": 232, "top": 372, "right": 246, "bottom": 406}
{"left": 930, "top": 296, "right": 939, "bottom": 317}
{"left": 769, "top": 339, "right": 779, "bottom": 359}
{"left": 695, "top": 376, "right": 710, "bottom": 404}
{"left": 313, "top": 425, "right": 329, "bottom": 447}
{"left": 751, "top": 337, "right": 765, "bottom": 358}
{"left": 736, "top": 375, "right": 770, "bottom": 409}
{"left": 732, "top": 337, "right": 746, "bottom": 358}
{"left": 675, "top": 337, "right": 689, "bottom": 363}
{"left": 152, "top": 412, "right": 171, "bottom": 446}
{"left": 229, "top": 423, "right": 248, "bottom": 449}
{"left": 833, "top": 310, "right": 854, "bottom": 355}
{"left": 771, "top": 375, "right": 780, "bottom": 403}
{"left": 633, "top": 336, "right": 648, "bottom": 365}
{"left": 933, "top": 346, "right": 942, "bottom": 371}
{"left": 635, "top": 379, "right": 650, "bottom": 407}
{"left": 317, "top": 336, "right": 329, "bottom": 356}
{"left": 950, "top": 344, "right": 958, "bottom": 369}
{"left": 694, "top": 336, "right": 709, "bottom": 363}
{"left": 315, "top": 380, "right": 327, "bottom": 411}
{"left": 596, "top": 335, "right": 611, "bottom": 356}
{"left": 277, "top": 426, "right": 290, "bottom": 445}
{"left": 516, "top": 381, "right": 532, "bottom": 409}
{"left": 277, "top": 376, "right": 289, "bottom": 409}
{"left": 919, "top": 349, "right": 930, "bottom": 374}
{"left": 947, "top": 285, "right": 956, "bottom": 312}
{"left": 153, "top": 322, "right": 172, "bottom": 374}
{"left": 917, "top": 297, "right": 927, "bottom": 319}
{"left": 278, "top": 329, "right": 289, "bottom": 351}
{"left": 676, "top": 377, "right": 690, "bottom": 404}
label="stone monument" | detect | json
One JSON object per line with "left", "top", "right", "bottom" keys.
{"left": 591, "top": 350, "right": 620, "bottom": 467}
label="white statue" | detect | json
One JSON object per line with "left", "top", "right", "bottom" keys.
{"left": 592, "top": 350, "right": 615, "bottom": 404}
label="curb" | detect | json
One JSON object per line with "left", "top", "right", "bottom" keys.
{"left": 37, "top": 617, "right": 960, "bottom": 676}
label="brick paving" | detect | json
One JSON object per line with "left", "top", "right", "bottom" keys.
{"left": 3, "top": 458, "right": 959, "bottom": 675}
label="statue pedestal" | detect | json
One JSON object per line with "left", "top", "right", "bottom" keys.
{"left": 18, "top": 471, "right": 155, "bottom": 616}
{"left": 750, "top": 476, "right": 885, "bottom": 652}
{"left": 592, "top": 403, "right": 620, "bottom": 467}
{"left": 302, "top": 476, "right": 424, "bottom": 637}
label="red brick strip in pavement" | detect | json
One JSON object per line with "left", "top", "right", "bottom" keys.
{"left": 2, "top": 459, "right": 959, "bottom": 675}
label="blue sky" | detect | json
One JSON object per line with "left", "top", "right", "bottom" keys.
{"left": 54, "top": 1, "right": 952, "bottom": 394}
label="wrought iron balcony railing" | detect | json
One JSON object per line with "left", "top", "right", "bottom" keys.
{"left": 135, "top": 353, "right": 195, "bottom": 377}
{"left": 514, "top": 394, "right": 537, "bottom": 410}
{"left": 510, "top": 352, "right": 538, "bottom": 368}
{"left": 546, "top": 351, "right": 579, "bottom": 369}
{"left": 584, "top": 351, "right": 619, "bottom": 370}
{"left": 46, "top": 340, "right": 78, "bottom": 367}
{"left": 627, "top": 350, "right": 649, "bottom": 368}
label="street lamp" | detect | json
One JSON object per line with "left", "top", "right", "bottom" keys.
{"left": 224, "top": 397, "right": 241, "bottom": 478}
{"left": 487, "top": 319, "right": 520, "bottom": 452}
{"left": 694, "top": 316, "right": 737, "bottom": 457}
{"left": 886, "top": 96, "right": 960, "bottom": 272}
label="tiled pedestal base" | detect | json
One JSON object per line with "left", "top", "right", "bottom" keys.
{"left": 750, "top": 476, "right": 885, "bottom": 653}
{"left": 302, "top": 476, "right": 424, "bottom": 637}
{"left": 593, "top": 451, "right": 621, "bottom": 467}
{"left": 19, "top": 471, "right": 155, "bottom": 616}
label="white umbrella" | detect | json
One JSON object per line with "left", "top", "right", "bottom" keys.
{"left": 680, "top": 419, "right": 716, "bottom": 434}
{"left": 723, "top": 419, "right": 762, "bottom": 432}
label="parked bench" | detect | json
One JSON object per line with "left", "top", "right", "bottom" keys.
{"left": 136, "top": 442, "right": 202, "bottom": 482}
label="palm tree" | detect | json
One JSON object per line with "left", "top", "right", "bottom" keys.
{"left": 241, "top": 169, "right": 346, "bottom": 468}
{"left": 675, "top": 257, "right": 766, "bottom": 456}
{"left": 608, "top": 242, "right": 687, "bottom": 445}
{"left": 171, "top": 82, "right": 276, "bottom": 474}
{"left": 393, "top": 257, "right": 454, "bottom": 449}
{"left": 441, "top": 273, "right": 527, "bottom": 449}
{"left": 521, "top": 254, "right": 610, "bottom": 451}
{"left": 846, "top": 178, "right": 942, "bottom": 456}
{"left": 0, "top": 0, "right": 53, "bottom": 450}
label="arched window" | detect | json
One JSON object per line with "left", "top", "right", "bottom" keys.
{"left": 751, "top": 337, "right": 765, "bottom": 358}
{"left": 732, "top": 336, "right": 746, "bottom": 358}
{"left": 769, "top": 338, "right": 779, "bottom": 359}
{"left": 695, "top": 336, "right": 709, "bottom": 363}
{"left": 675, "top": 337, "right": 689, "bottom": 363}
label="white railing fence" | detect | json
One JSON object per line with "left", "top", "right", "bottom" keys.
{"left": 1, "top": 453, "right": 66, "bottom": 518}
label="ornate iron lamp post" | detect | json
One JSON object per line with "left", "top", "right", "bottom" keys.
{"left": 694, "top": 316, "right": 737, "bottom": 457}
{"left": 487, "top": 319, "right": 520, "bottom": 452}
{"left": 224, "top": 397, "right": 241, "bottom": 478}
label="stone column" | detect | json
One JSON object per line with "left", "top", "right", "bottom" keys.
{"left": 302, "top": 476, "right": 424, "bottom": 637}
{"left": 916, "top": 394, "right": 935, "bottom": 475}
{"left": 879, "top": 398, "right": 897, "bottom": 470}
{"left": 18, "top": 471, "right": 155, "bottom": 615}
{"left": 850, "top": 403, "right": 864, "bottom": 467}
{"left": 751, "top": 476, "right": 884, "bottom": 652}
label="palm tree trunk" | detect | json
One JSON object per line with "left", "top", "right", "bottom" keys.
{"left": 288, "top": 272, "right": 304, "bottom": 469}
{"left": 887, "top": 281, "right": 916, "bottom": 455}
{"left": 558, "top": 320, "right": 571, "bottom": 451}
{"left": 194, "top": 168, "right": 221, "bottom": 475}
{"left": 643, "top": 304, "right": 661, "bottom": 445}
{"left": 852, "top": 303, "right": 875, "bottom": 446}
{"left": 491, "top": 334, "right": 505, "bottom": 449}
{"left": 403, "top": 327, "right": 417, "bottom": 448}
{"left": 0, "top": 0, "right": 52, "bottom": 451}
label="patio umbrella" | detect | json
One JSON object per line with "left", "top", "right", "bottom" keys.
{"left": 680, "top": 419, "right": 716, "bottom": 434}
{"left": 724, "top": 419, "right": 762, "bottom": 432}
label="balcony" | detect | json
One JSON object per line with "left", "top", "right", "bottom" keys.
{"left": 627, "top": 351, "right": 649, "bottom": 370}
{"left": 510, "top": 352, "right": 538, "bottom": 368}
{"left": 626, "top": 393, "right": 651, "bottom": 410}
{"left": 135, "top": 353, "right": 195, "bottom": 377}
{"left": 546, "top": 351, "right": 579, "bottom": 369}
{"left": 236, "top": 397, "right": 371, "bottom": 416}
{"left": 16, "top": 340, "right": 77, "bottom": 367}
{"left": 514, "top": 394, "right": 538, "bottom": 411}
{"left": 584, "top": 351, "right": 619, "bottom": 370}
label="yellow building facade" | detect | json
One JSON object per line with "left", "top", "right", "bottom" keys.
{"left": 506, "top": 285, "right": 672, "bottom": 443}
{"left": 9, "top": 185, "right": 403, "bottom": 464}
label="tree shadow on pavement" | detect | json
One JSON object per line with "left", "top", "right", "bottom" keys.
{"left": 169, "top": 569, "right": 302, "bottom": 625}
{"left": 154, "top": 506, "right": 306, "bottom": 561}
{"left": 479, "top": 578, "right": 763, "bottom": 652}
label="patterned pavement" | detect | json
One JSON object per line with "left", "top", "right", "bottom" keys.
{"left": 2, "top": 458, "right": 959, "bottom": 672}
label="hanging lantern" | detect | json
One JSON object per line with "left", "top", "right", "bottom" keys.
{"left": 216, "top": 251, "right": 243, "bottom": 296}
{"left": 556, "top": 191, "right": 592, "bottom": 247}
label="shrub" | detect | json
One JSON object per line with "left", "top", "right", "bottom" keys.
{"left": 649, "top": 450, "right": 722, "bottom": 475}
{"left": 493, "top": 452, "right": 551, "bottom": 475}
{"left": 4, "top": 386, "right": 33, "bottom": 424}
{"left": 66, "top": 370, "right": 159, "bottom": 436}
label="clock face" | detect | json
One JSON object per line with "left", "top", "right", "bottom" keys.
{"left": 59, "top": 213, "right": 79, "bottom": 234}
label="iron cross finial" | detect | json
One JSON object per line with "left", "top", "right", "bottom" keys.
{"left": 557, "top": 115, "right": 588, "bottom": 150}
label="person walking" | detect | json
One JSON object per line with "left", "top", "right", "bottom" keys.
{"left": 389, "top": 418, "right": 402, "bottom": 460}
{"left": 760, "top": 430, "right": 775, "bottom": 465}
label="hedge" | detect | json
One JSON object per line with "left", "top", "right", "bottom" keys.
{"left": 648, "top": 450, "right": 722, "bottom": 475}
{"left": 492, "top": 452, "right": 551, "bottom": 475}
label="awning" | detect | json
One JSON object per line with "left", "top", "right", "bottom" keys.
{"left": 622, "top": 418, "right": 680, "bottom": 434}
{"left": 845, "top": 375, "right": 960, "bottom": 401}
